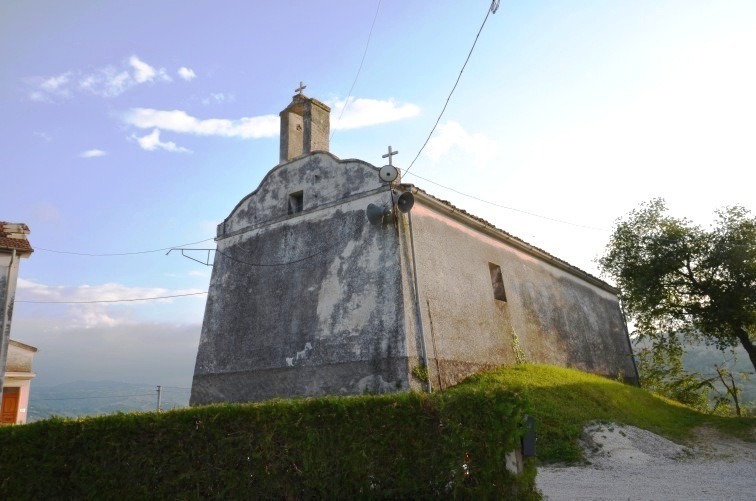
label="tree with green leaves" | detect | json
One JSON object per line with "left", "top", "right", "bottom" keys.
{"left": 598, "top": 199, "right": 756, "bottom": 372}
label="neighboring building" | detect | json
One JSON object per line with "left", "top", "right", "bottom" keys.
{"left": 0, "top": 222, "right": 35, "bottom": 424}
{"left": 1, "top": 340, "right": 37, "bottom": 425}
{"left": 190, "top": 93, "right": 638, "bottom": 405}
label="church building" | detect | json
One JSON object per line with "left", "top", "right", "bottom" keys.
{"left": 190, "top": 91, "right": 637, "bottom": 405}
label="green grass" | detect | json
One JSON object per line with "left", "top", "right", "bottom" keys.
{"left": 457, "top": 364, "right": 755, "bottom": 463}
{"left": 3, "top": 364, "right": 753, "bottom": 497}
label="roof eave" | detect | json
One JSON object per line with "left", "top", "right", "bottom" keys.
{"left": 404, "top": 186, "right": 619, "bottom": 295}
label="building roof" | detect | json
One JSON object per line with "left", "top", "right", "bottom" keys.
{"left": 402, "top": 184, "right": 618, "bottom": 295}
{"left": 0, "top": 222, "right": 33, "bottom": 254}
{"left": 9, "top": 339, "right": 38, "bottom": 353}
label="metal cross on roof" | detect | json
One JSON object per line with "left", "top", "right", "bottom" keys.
{"left": 382, "top": 145, "right": 399, "bottom": 166}
{"left": 295, "top": 81, "right": 307, "bottom": 95}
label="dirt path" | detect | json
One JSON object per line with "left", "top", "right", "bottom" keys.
{"left": 536, "top": 422, "right": 756, "bottom": 501}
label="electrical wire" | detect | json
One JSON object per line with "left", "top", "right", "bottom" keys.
{"left": 404, "top": 2, "right": 496, "bottom": 176}
{"left": 32, "top": 393, "right": 157, "bottom": 401}
{"left": 217, "top": 218, "right": 367, "bottom": 268}
{"left": 34, "top": 237, "right": 215, "bottom": 257}
{"left": 18, "top": 218, "right": 369, "bottom": 303}
{"left": 405, "top": 171, "right": 609, "bottom": 231}
{"left": 331, "top": 0, "right": 382, "bottom": 140}
{"left": 16, "top": 291, "right": 208, "bottom": 304}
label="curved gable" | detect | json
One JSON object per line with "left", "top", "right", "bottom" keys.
{"left": 221, "top": 152, "right": 384, "bottom": 237}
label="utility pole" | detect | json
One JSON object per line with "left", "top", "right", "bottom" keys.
{"left": 156, "top": 385, "right": 162, "bottom": 412}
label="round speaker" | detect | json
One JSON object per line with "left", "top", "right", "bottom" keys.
{"left": 379, "top": 165, "right": 399, "bottom": 182}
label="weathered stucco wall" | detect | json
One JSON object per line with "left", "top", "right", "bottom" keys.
{"left": 6, "top": 341, "right": 35, "bottom": 373}
{"left": 192, "top": 153, "right": 409, "bottom": 404}
{"left": 191, "top": 151, "right": 637, "bottom": 405}
{"left": 403, "top": 198, "right": 637, "bottom": 389}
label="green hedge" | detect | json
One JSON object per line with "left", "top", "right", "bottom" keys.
{"left": 0, "top": 386, "right": 538, "bottom": 499}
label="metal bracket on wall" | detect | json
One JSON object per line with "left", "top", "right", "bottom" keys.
{"left": 166, "top": 248, "right": 214, "bottom": 266}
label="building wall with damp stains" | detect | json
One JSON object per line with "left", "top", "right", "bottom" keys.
{"left": 401, "top": 195, "right": 638, "bottom": 390}
{"left": 191, "top": 153, "right": 637, "bottom": 405}
{"left": 191, "top": 153, "right": 410, "bottom": 404}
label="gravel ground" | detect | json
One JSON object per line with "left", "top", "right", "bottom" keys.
{"left": 536, "top": 422, "right": 756, "bottom": 501}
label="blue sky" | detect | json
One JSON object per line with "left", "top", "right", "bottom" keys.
{"left": 2, "top": 1, "right": 754, "bottom": 388}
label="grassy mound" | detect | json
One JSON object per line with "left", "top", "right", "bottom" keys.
{"left": 458, "top": 364, "right": 755, "bottom": 463}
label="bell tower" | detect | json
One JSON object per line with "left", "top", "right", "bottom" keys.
{"left": 279, "top": 82, "right": 331, "bottom": 163}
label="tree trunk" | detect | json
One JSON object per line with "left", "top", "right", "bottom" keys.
{"left": 715, "top": 365, "right": 741, "bottom": 417}
{"left": 733, "top": 326, "right": 756, "bottom": 372}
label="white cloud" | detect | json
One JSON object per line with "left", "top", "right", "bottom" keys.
{"left": 78, "top": 68, "right": 128, "bottom": 97}
{"left": 28, "top": 55, "right": 173, "bottom": 100}
{"left": 79, "top": 149, "right": 107, "bottom": 158}
{"left": 124, "top": 97, "right": 417, "bottom": 141}
{"left": 328, "top": 97, "right": 420, "bottom": 130}
{"left": 178, "top": 67, "right": 196, "bottom": 81}
{"left": 130, "top": 55, "right": 158, "bottom": 83}
{"left": 40, "top": 72, "right": 72, "bottom": 93}
{"left": 134, "top": 129, "right": 192, "bottom": 153}
{"left": 28, "top": 91, "right": 51, "bottom": 102}
{"left": 423, "top": 121, "right": 499, "bottom": 166}
{"left": 16, "top": 278, "right": 205, "bottom": 328}
{"left": 201, "top": 92, "right": 233, "bottom": 105}
{"left": 13, "top": 319, "right": 200, "bottom": 387}
{"left": 31, "top": 202, "right": 61, "bottom": 224}
{"left": 34, "top": 131, "right": 52, "bottom": 142}
{"left": 27, "top": 72, "right": 72, "bottom": 101}
{"left": 124, "top": 108, "right": 279, "bottom": 139}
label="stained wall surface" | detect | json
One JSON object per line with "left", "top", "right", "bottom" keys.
{"left": 6, "top": 341, "right": 35, "bottom": 373}
{"left": 191, "top": 153, "right": 637, "bottom": 405}
{"left": 403, "top": 196, "right": 637, "bottom": 389}
{"left": 192, "top": 153, "right": 409, "bottom": 404}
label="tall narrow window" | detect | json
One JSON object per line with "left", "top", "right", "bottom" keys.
{"left": 489, "top": 263, "right": 507, "bottom": 302}
{"left": 288, "top": 191, "right": 304, "bottom": 215}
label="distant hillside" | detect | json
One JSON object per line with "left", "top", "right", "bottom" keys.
{"left": 28, "top": 381, "right": 191, "bottom": 421}
{"left": 682, "top": 343, "right": 755, "bottom": 404}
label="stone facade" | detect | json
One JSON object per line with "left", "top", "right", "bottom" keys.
{"left": 190, "top": 95, "right": 637, "bottom": 405}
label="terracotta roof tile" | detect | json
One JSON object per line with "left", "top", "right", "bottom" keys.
{"left": 0, "top": 237, "right": 33, "bottom": 252}
{"left": 0, "top": 222, "right": 33, "bottom": 253}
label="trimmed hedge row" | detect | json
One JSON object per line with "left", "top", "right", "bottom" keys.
{"left": 0, "top": 386, "right": 539, "bottom": 499}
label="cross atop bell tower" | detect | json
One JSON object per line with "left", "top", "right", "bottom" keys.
{"left": 279, "top": 83, "right": 331, "bottom": 164}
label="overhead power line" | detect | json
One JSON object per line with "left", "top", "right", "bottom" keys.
{"left": 35, "top": 237, "right": 215, "bottom": 257}
{"left": 404, "top": 1, "right": 498, "bottom": 176}
{"left": 331, "top": 0, "right": 382, "bottom": 139}
{"left": 405, "top": 171, "right": 609, "bottom": 231}
{"left": 32, "top": 393, "right": 157, "bottom": 401}
{"left": 16, "top": 291, "right": 208, "bottom": 304}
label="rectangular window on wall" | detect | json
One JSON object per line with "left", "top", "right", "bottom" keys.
{"left": 288, "top": 191, "right": 304, "bottom": 215}
{"left": 489, "top": 263, "right": 507, "bottom": 302}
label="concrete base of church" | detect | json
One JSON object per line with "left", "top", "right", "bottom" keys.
{"left": 190, "top": 357, "right": 411, "bottom": 405}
